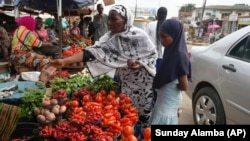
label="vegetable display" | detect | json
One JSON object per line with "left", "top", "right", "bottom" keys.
{"left": 19, "top": 88, "right": 45, "bottom": 120}
{"left": 38, "top": 89, "right": 139, "bottom": 141}
{"left": 17, "top": 70, "right": 140, "bottom": 140}
{"left": 49, "top": 74, "right": 119, "bottom": 99}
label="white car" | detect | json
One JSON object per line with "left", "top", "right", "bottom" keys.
{"left": 133, "top": 17, "right": 149, "bottom": 31}
{"left": 186, "top": 25, "right": 250, "bottom": 125}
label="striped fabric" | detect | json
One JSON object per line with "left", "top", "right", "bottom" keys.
{"left": 11, "top": 26, "right": 42, "bottom": 51}
{"left": 0, "top": 103, "right": 21, "bottom": 141}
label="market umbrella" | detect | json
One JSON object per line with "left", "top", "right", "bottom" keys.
{"left": 208, "top": 24, "right": 220, "bottom": 30}
{"left": 14, "top": 0, "right": 97, "bottom": 12}
{"left": 14, "top": 0, "right": 98, "bottom": 57}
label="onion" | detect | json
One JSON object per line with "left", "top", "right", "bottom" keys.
{"left": 51, "top": 106, "right": 60, "bottom": 115}
{"left": 59, "top": 105, "right": 67, "bottom": 113}
{"left": 33, "top": 107, "right": 41, "bottom": 115}
{"left": 50, "top": 99, "right": 58, "bottom": 105}
{"left": 46, "top": 113, "right": 56, "bottom": 121}
{"left": 42, "top": 109, "right": 50, "bottom": 116}
{"left": 43, "top": 97, "right": 50, "bottom": 101}
{"left": 37, "top": 115, "right": 46, "bottom": 122}
{"left": 42, "top": 100, "right": 51, "bottom": 107}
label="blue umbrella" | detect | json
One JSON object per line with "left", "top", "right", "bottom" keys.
{"left": 14, "top": 0, "right": 97, "bottom": 12}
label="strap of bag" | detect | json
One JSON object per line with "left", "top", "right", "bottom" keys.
{"left": 16, "top": 28, "right": 43, "bottom": 54}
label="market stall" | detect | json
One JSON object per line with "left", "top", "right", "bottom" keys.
{"left": 0, "top": 69, "right": 151, "bottom": 141}
{"left": 13, "top": 0, "right": 97, "bottom": 70}
{"left": 1, "top": 1, "right": 153, "bottom": 140}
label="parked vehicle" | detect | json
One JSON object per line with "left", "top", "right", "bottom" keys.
{"left": 133, "top": 17, "right": 149, "bottom": 31}
{"left": 186, "top": 25, "right": 250, "bottom": 125}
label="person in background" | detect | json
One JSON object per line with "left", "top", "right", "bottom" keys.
{"left": 86, "top": 17, "right": 95, "bottom": 44}
{"left": 146, "top": 7, "right": 167, "bottom": 71}
{"left": 50, "top": 4, "right": 157, "bottom": 138}
{"left": 150, "top": 19, "right": 191, "bottom": 125}
{"left": 34, "top": 17, "right": 49, "bottom": 42}
{"left": 10, "top": 16, "right": 53, "bottom": 71}
{"left": 215, "top": 30, "right": 222, "bottom": 41}
{"left": 44, "top": 18, "right": 58, "bottom": 44}
{"left": 70, "top": 21, "right": 80, "bottom": 37}
{"left": 209, "top": 31, "right": 215, "bottom": 44}
{"left": 78, "top": 13, "right": 85, "bottom": 36}
{"left": 93, "top": 4, "right": 108, "bottom": 42}
{"left": 78, "top": 16, "right": 94, "bottom": 39}
{"left": 34, "top": 17, "right": 59, "bottom": 58}
{"left": 0, "top": 25, "right": 11, "bottom": 60}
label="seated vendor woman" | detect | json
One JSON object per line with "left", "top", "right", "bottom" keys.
{"left": 10, "top": 16, "right": 54, "bottom": 71}
{"left": 34, "top": 16, "right": 59, "bottom": 58}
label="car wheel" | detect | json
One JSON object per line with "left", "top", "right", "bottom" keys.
{"left": 193, "top": 87, "right": 225, "bottom": 125}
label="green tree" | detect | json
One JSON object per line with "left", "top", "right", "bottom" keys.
{"left": 179, "top": 3, "right": 196, "bottom": 12}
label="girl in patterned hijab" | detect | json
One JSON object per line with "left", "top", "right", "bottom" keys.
{"left": 51, "top": 4, "right": 157, "bottom": 138}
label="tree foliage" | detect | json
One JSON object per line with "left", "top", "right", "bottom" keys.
{"left": 179, "top": 3, "right": 196, "bottom": 12}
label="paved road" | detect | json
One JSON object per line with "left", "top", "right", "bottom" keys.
{"left": 178, "top": 92, "right": 194, "bottom": 124}
{"left": 178, "top": 43, "right": 205, "bottom": 125}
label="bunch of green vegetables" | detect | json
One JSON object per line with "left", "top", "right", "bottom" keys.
{"left": 49, "top": 74, "right": 119, "bottom": 98}
{"left": 88, "top": 74, "right": 119, "bottom": 93}
{"left": 19, "top": 87, "right": 45, "bottom": 120}
{"left": 50, "top": 74, "right": 93, "bottom": 98}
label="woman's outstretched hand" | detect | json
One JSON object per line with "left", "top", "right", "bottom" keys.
{"left": 50, "top": 59, "right": 65, "bottom": 69}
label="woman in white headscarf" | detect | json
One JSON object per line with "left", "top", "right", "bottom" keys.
{"left": 50, "top": 4, "right": 157, "bottom": 135}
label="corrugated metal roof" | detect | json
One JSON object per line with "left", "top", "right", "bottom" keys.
{"left": 197, "top": 5, "right": 250, "bottom": 11}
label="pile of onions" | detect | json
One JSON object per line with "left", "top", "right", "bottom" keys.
{"left": 34, "top": 96, "right": 67, "bottom": 124}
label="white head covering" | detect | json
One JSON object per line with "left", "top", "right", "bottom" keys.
{"left": 85, "top": 4, "right": 157, "bottom": 77}
{"left": 110, "top": 4, "right": 134, "bottom": 29}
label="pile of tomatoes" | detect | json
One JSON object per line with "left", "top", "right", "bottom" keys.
{"left": 39, "top": 89, "right": 139, "bottom": 141}
{"left": 63, "top": 44, "right": 83, "bottom": 58}
{"left": 52, "top": 70, "right": 71, "bottom": 78}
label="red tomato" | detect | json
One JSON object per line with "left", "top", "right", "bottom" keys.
{"left": 95, "top": 95, "right": 102, "bottom": 103}
{"left": 143, "top": 127, "right": 151, "bottom": 139}
{"left": 122, "top": 126, "right": 133, "bottom": 137}
{"left": 125, "top": 97, "right": 131, "bottom": 103}
{"left": 109, "top": 90, "right": 116, "bottom": 97}
{"left": 119, "top": 93, "right": 126, "bottom": 100}
{"left": 127, "top": 135, "right": 137, "bottom": 141}
{"left": 71, "top": 100, "right": 79, "bottom": 107}
{"left": 83, "top": 95, "right": 91, "bottom": 102}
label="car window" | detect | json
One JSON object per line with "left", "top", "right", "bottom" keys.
{"left": 228, "top": 35, "right": 250, "bottom": 61}
{"left": 242, "top": 36, "right": 250, "bottom": 61}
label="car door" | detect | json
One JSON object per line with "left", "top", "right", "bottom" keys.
{"left": 219, "top": 35, "right": 250, "bottom": 124}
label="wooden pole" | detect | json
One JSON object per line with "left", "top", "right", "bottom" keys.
{"left": 57, "top": 0, "right": 63, "bottom": 58}
{"left": 198, "top": 0, "right": 206, "bottom": 39}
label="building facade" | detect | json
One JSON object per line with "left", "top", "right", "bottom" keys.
{"left": 190, "top": 5, "right": 250, "bottom": 35}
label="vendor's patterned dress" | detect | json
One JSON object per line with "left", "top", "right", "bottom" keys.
{"left": 0, "top": 26, "right": 11, "bottom": 58}
{"left": 10, "top": 26, "right": 51, "bottom": 70}
{"left": 115, "top": 67, "right": 154, "bottom": 128}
